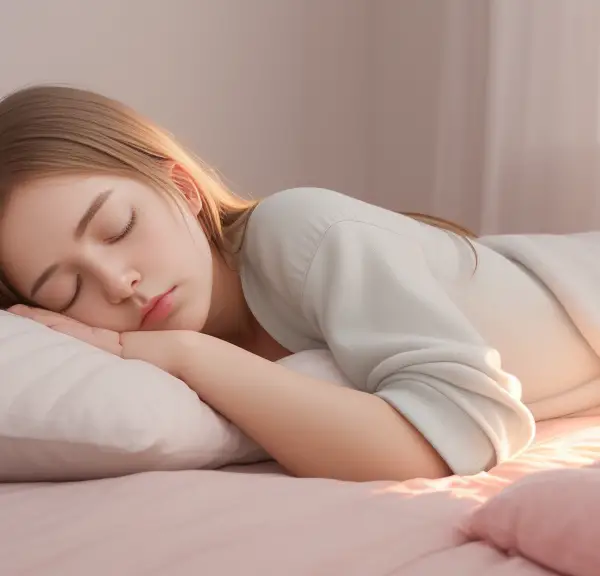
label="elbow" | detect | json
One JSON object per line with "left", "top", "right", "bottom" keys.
{"left": 282, "top": 397, "right": 454, "bottom": 483}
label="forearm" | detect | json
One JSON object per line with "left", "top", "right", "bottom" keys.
{"left": 173, "top": 333, "right": 451, "bottom": 482}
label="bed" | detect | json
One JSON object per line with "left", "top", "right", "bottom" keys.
{"left": 2, "top": 415, "right": 599, "bottom": 576}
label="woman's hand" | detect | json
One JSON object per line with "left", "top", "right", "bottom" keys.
{"left": 120, "top": 330, "right": 193, "bottom": 378}
{"left": 8, "top": 305, "right": 190, "bottom": 377}
{"left": 9, "top": 305, "right": 122, "bottom": 355}
{"left": 9, "top": 305, "right": 451, "bottom": 482}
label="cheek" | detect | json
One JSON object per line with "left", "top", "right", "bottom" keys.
{"left": 137, "top": 200, "right": 214, "bottom": 280}
{"left": 152, "top": 213, "right": 211, "bottom": 262}
{"left": 139, "top": 222, "right": 212, "bottom": 279}
{"left": 0, "top": 233, "right": 52, "bottom": 297}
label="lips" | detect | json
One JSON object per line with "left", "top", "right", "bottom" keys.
{"left": 140, "top": 287, "right": 176, "bottom": 328}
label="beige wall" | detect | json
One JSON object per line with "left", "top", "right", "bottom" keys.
{"left": 2, "top": 1, "right": 465, "bottom": 215}
{"left": 4, "top": 2, "right": 594, "bottom": 234}
{"left": 366, "top": 0, "right": 445, "bottom": 210}
{"left": 1, "top": 0, "right": 371, "bottom": 200}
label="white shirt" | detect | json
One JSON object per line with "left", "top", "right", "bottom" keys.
{"left": 239, "top": 188, "right": 600, "bottom": 475}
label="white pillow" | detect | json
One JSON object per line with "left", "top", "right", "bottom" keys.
{"left": 0, "top": 311, "right": 351, "bottom": 481}
{"left": 0, "top": 311, "right": 268, "bottom": 481}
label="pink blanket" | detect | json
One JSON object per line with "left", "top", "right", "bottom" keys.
{"left": 2, "top": 416, "right": 599, "bottom": 576}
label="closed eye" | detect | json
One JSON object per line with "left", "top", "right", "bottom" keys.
{"left": 57, "top": 210, "right": 136, "bottom": 313}
{"left": 58, "top": 274, "right": 82, "bottom": 313}
{"left": 107, "top": 209, "right": 137, "bottom": 244}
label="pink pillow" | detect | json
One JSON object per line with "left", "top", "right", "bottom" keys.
{"left": 462, "top": 462, "right": 600, "bottom": 576}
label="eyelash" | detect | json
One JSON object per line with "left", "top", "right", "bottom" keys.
{"left": 59, "top": 275, "right": 82, "bottom": 314}
{"left": 107, "top": 209, "right": 137, "bottom": 244}
{"left": 59, "top": 210, "right": 137, "bottom": 313}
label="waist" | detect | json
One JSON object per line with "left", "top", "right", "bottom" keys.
{"left": 447, "top": 245, "right": 600, "bottom": 405}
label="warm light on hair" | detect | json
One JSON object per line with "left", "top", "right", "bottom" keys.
{"left": 0, "top": 84, "right": 476, "bottom": 309}
{"left": 0, "top": 84, "right": 257, "bottom": 308}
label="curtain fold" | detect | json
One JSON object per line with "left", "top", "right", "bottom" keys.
{"left": 432, "top": 0, "right": 600, "bottom": 234}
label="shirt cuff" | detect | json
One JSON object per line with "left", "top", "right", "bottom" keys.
{"left": 376, "top": 381, "right": 496, "bottom": 476}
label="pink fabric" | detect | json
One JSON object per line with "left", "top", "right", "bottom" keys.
{"left": 1, "top": 416, "right": 599, "bottom": 576}
{"left": 463, "top": 457, "right": 600, "bottom": 576}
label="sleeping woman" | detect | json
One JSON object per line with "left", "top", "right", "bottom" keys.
{"left": 1, "top": 85, "right": 599, "bottom": 482}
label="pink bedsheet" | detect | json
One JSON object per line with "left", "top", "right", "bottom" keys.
{"left": 2, "top": 416, "right": 599, "bottom": 576}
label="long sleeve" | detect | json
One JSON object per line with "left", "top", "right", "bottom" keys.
{"left": 240, "top": 188, "right": 536, "bottom": 475}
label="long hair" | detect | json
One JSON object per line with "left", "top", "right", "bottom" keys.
{"left": 0, "top": 85, "right": 476, "bottom": 309}
{"left": 402, "top": 211, "right": 478, "bottom": 264}
{"left": 0, "top": 85, "right": 257, "bottom": 308}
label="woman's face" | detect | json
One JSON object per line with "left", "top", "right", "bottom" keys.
{"left": 0, "top": 174, "right": 214, "bottom": 333}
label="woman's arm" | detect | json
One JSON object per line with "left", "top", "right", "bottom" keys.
{"left": 124, "top": 330, "right": 451, "bottom": 482}
{"left": 240, "top": 189, "right": 535, "bottom": 476}
{"left": 7, "top": 304, "right": 449, "bottom": 482}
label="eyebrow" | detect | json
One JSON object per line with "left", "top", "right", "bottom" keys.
{"left": 30, "top": 189, "right": 114, "bottom": 299}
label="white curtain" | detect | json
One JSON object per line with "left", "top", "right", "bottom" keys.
{"left": 432, "top": 0, "right": 600, "bottom": 234}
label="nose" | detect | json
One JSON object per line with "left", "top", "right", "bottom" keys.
{"left": 95, "top": 264, "right": 141, "bottom": 305}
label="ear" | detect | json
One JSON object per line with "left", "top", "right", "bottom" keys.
{"left": 170, "top": 163, "right": 203, "bottom": 216}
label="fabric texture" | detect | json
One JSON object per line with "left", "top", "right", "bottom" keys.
{"left": 0, "top": 311, "right": 267, "bottom": 481}
{"left": 464, "top": 462, "right": 600, "bottom": 576}
{"left": 240, "top": 187, "right": 600, "bottom": 475}
{"left": 3, "top": 415, "right": 599, "bottom": 576}
{"left": 3, "top": 187, "right": 600, "bottom": 482}
{"left": 0, "top": 312, "right": 352, "bottom": 482}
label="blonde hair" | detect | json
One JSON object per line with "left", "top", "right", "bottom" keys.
{"left": 0, "top": 84, "right": 257, "bottom": 308}
{"left": 0, "top": 84, "right": 475, "bottom": 309}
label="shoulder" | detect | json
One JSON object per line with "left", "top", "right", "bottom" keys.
{"left": 243, "top": 186, "right": 418, "bottom": 255}
{"left": 238, "top": 188, "right": 366, "bottom": 349}
{"left": 241, "top": 187, "right": 402, "bottom": 308}
{"left": 239, "top": 188, "right": 350, "bottom": 302}
{"left": 240, "top": 186, "right": 429, "bottom": 301}
{"left": 237, "top": 187, "right": 464, "bottom": 351}
{"left": 243, "top": 186, "right": 365, "bottom": 260}
{"left": 247, "top": 186, "right": 368, "bottom": 235}
{"left": 241, "top": 185, "right": 439, "bottom": 272}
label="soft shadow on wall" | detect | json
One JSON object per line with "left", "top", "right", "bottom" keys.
{"left": 2, "top": 0, "right": 600, "bottom": 234}
{"left": 0, "top": 0, "right": 371, "bottom": 202}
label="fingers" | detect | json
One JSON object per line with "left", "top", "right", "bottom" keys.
{"left": 9, "top": 304, "right": 50, "bottom": 316}
{"left": 8, "top": 305, "right": 71, "bottom": 330}
{"left": 9, "top": 310, "right": 57, "bottom": 329}
{"left": 8, "top": 304, "right": 33, "bottom": 315}
{"left": 9, "top": 305, "right": 79, "bottom": 323}
{"left": 7, "top": 304, "right": 121, "bottom": 356}
{"left": 9, "top": 305, "right": 45, "bottom": 319}
{"left": 53, "top": 323, "right": 91, "bottom": 340}
{"left": 8, "top": 305, "right": 42, "bottom": 320}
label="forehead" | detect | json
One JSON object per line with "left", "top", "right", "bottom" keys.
{"left": 2, "top": 173, "right": 100, "bottom": 230}
{"left": 2, "top": 175, "right": 118, "bottom": 243}
{"left": 6, "top": 174, "right": 146, "bottom": 214}
{"left": 2, "top": 174, "right": 171, "bottom": 227}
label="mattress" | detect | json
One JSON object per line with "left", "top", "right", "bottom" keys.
{"left": 2, "top": 415, "right": 599, "bottom": 576}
